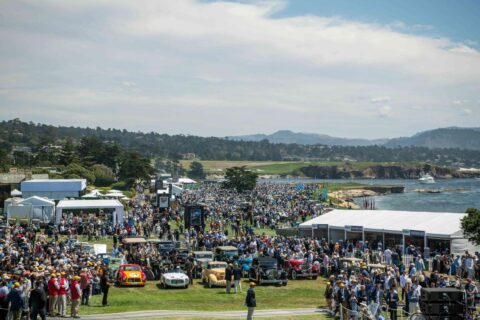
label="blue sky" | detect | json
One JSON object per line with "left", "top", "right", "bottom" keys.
{"left": 277, "top": 0, "right": 480, "bottom": 47}
{"left": 0, "top": 0, "right": 479, "bottom": 139}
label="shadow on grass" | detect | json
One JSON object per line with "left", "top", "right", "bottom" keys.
{"left": 155, "top": 283, "right": 190, "bottom": 290}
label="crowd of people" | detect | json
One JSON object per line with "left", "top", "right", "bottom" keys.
{"left": 0, "top": 181, "right": 478, "bottom": 320}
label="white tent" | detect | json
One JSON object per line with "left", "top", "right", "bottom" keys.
{"left": 10, "top": 189, "right": 22, "bottom": 197}
{"left": 4, "top": 196, "right": 55, "bottom": 223}
{"left": 105, "top": 192, "right": 124, "bottom": 198}
{"left": 171, "top": 184, "right": 184, "bottom": 196}
{"left": 178, "top": 178, "right": 196, "bottom": 184}
{"left": 20, "top": 196, "right": 55, "bottom": 222}
{"left": 82, "top": 189, "right": 103, "bottom": 199}
{"left": 299, "top": 209, "right": 478, "bottom": 256}
{"left": 21, "top": 179, "right": 87, "bottom": 200}
{"left": 55, "top": 199, "right": 124, "bottom": 226}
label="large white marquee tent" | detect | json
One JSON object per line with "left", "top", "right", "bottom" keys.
{"left": 55, "top": 199, "right": 124, "bottom": 226}
{"left": 299, "top": 209, "right": 478, "bottom": 256}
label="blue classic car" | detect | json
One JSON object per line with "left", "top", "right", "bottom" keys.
{"left": 238, "top": 257, "right": 253, "bottom": 276}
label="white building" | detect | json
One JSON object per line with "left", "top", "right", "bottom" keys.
{"left": 21, "top": 179, "right": 87, "bottom": 200}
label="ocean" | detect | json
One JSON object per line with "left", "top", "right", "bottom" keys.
{"left": 260, "top": 178, "right": 480, "bottom": 213}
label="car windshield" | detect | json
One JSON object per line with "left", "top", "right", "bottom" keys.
{"left": 223, "top": 250, "right": 237, "bottom": 257}
{"left": 209, "top": 264, "right": 226, "bottom": 269}
{"left": 121, "top": 265, "right": 141, "bottom": 271}
{"left": 259, "top": 260, "right": 277, "bottom": 268}
{"left": 159, "top": 243, "right": 175, "bottom": 249}
{"left": 196, "top": 253, "right": 212, "bottom": 259}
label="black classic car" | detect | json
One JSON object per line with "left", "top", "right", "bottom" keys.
{"left": 249, "top": 257, "right": 288, "bottom": 286}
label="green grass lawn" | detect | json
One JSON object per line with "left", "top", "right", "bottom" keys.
{"left": 142, "top": 315, "right": 330, "bottom": 320}
{"left": 80, "top": 278, "right": 328, "bottom": 315}
{"left": 180, "top": 160, "right": 423, "bottom": 176}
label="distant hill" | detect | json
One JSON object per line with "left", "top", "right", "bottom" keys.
{"left": 385, "top": 127, "right": 480, "bottom": 150}
{"left": 227, "top": 130, "right": 388, "bottom": 146}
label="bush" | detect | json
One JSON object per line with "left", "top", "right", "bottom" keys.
{"left": 63, "top": 163, "right": 95, "bottom": 184}
{"left": 91, "top": 164, "right": 116, "bottom": 187}
{"left": 110, "top": 181, "right": 128, "bottom": 190}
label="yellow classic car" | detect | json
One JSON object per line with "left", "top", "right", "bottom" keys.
{"left": 116, "top": 264, "right": 146, "bottom": 287}
{"left": 201, "top": 261, "right": 228, "bottom": 288}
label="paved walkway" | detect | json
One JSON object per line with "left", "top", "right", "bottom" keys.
{"left": 80, "top": 308, "right": 329, "bottom": 319}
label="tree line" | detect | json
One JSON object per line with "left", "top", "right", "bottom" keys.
{"left": 1, "top": 119, "right": 480, "bottom": 174}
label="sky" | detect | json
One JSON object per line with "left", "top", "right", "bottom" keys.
{"left": 0, "top": 0, "right": 479, "bottom": 139}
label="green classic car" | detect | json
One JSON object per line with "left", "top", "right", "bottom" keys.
{"left": 108, "top": 257, "right": 126, "bottom": 277}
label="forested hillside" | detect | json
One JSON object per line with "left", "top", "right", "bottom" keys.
{"left": 1, "top": 119, "right": 480, "bottom": 169}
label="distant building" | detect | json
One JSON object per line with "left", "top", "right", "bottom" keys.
{"left": 0, "top": 170, "right": 49, "bottom": 208}
{"left": 21, "top": 179, "right": 87, "bottom": 200}
{"left": 181, "top": 153, "right": 197, "bottom": 160}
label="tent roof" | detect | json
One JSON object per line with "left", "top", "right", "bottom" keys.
{"left": 299, "top": 209, "right": 466, "bottom": 237}
{"left": 10, "top": 189, "right": 22, "bottom": 196}
{"left": 21, "top": 196, "right": 55, "bottom": 206}
{"left": 21, "top": 179, "right": 87, "bottom": 192}
{"left": 57, "top": 199, "right": 123, "bottom": 209}
{"left": 178, "top": 178, "right": 196, "bottom": 184}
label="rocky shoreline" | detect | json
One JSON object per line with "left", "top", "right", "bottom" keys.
{"left": 328, "top": 186, "right": 404, "bottom": 209}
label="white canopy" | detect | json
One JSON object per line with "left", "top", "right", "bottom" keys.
{"left": 10, "top": 189, "right": 22, "bottom": 197}
{"left": 178, "top": 177, "right": 196, "bottom": 184}
{"left": 5, "top": 196, "right": 55, "bottom": 223}
{"left": 56, "top": 199, "right": 124, "bottom": 226}
{"left": 82, "top": 189, "right": 103, "bottom": 198}
{"left": 300, "top": 209, "right": 466, "bottom": 238}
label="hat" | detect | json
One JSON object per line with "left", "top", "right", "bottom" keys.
{"left": 50, "top": 273, "right": 56, "bottom": 277}
{"left": 61, "top": 272, "right": 66, "bottom": 276}
{"left": 13, "top": 282, "right": 20, "bottom": 288}
{"left": 249, "top": 282, "right": 256, "bottom": 287}
{"left": 73, "top": 276, "right": 81, "bottom": 280}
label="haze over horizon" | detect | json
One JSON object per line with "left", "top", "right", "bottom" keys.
{"left": 1, "top": 0, "right": 479, "bottom": 139}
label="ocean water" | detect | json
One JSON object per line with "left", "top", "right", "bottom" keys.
{"left": 260, "top": 178, "right": 480, "bottom": 213}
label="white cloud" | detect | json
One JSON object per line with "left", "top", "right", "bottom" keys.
{"left": 378, "top": 106, "right": 392, "bottom": 118}
{"left": 1, "top": 0, "right": 480, "bottom": 138}
{"left": 452, "top": 99, "right": 469, "bottom": 105}
{"left": 121, "top": 81, "right": 136, "bottom": 87}
{"left": 371, "top": 96, "right": 391, "bottom": 104}
{"left": 461, "top": 108, "right": 472, "bottom": 116}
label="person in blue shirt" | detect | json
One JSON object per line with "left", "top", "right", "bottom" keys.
{"left": 386, "top": 285, "right": 399, "bottom": 320}
{"left": 6, "top": 282, "right": 24, "bottom": 320}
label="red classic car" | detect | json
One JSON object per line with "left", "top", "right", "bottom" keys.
{"left": 284, "top": 259, "right": 319, "bottom": 280}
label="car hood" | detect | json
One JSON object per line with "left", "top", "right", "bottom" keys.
{"left": 196, "top": 258, "right": 213, "bottom": 263}
{"left": 210, "top": 268, "right": 226, "bottom": 274}
{"left": 163, "top": 273, "right": 189, "bottom": 280}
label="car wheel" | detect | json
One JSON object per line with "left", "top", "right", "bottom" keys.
{"left": 312, "top": 275, "right": 318, "bottom": 280}
{"left": 292, "top": 270, "right": 297, "bottom": 280}
{"left": 185, "top": 284, "right": 189, "bottom": 289}
{"left": 202, "top": 277, "right": 205, "bottom": 284}
{"left": 282, "top": 281, "right": 287, "bottom": 286}
{"left": 208, "top": 280, "right": 213, "bottom": 288}
{"left": 161, "top": 282, "right": 165, "bottom": 289}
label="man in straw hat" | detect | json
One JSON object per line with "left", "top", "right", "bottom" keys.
{"left": 47, "top": 273, "right": 59, "bottom": 316}
{"left": 245, "top": 282, "right": 256, "bottom": 320}
{"left": 57, "top": 272, "right": 69, "bottom": 317}
{"left": 70, "top": 276, "right": 82, "bottom": 318}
